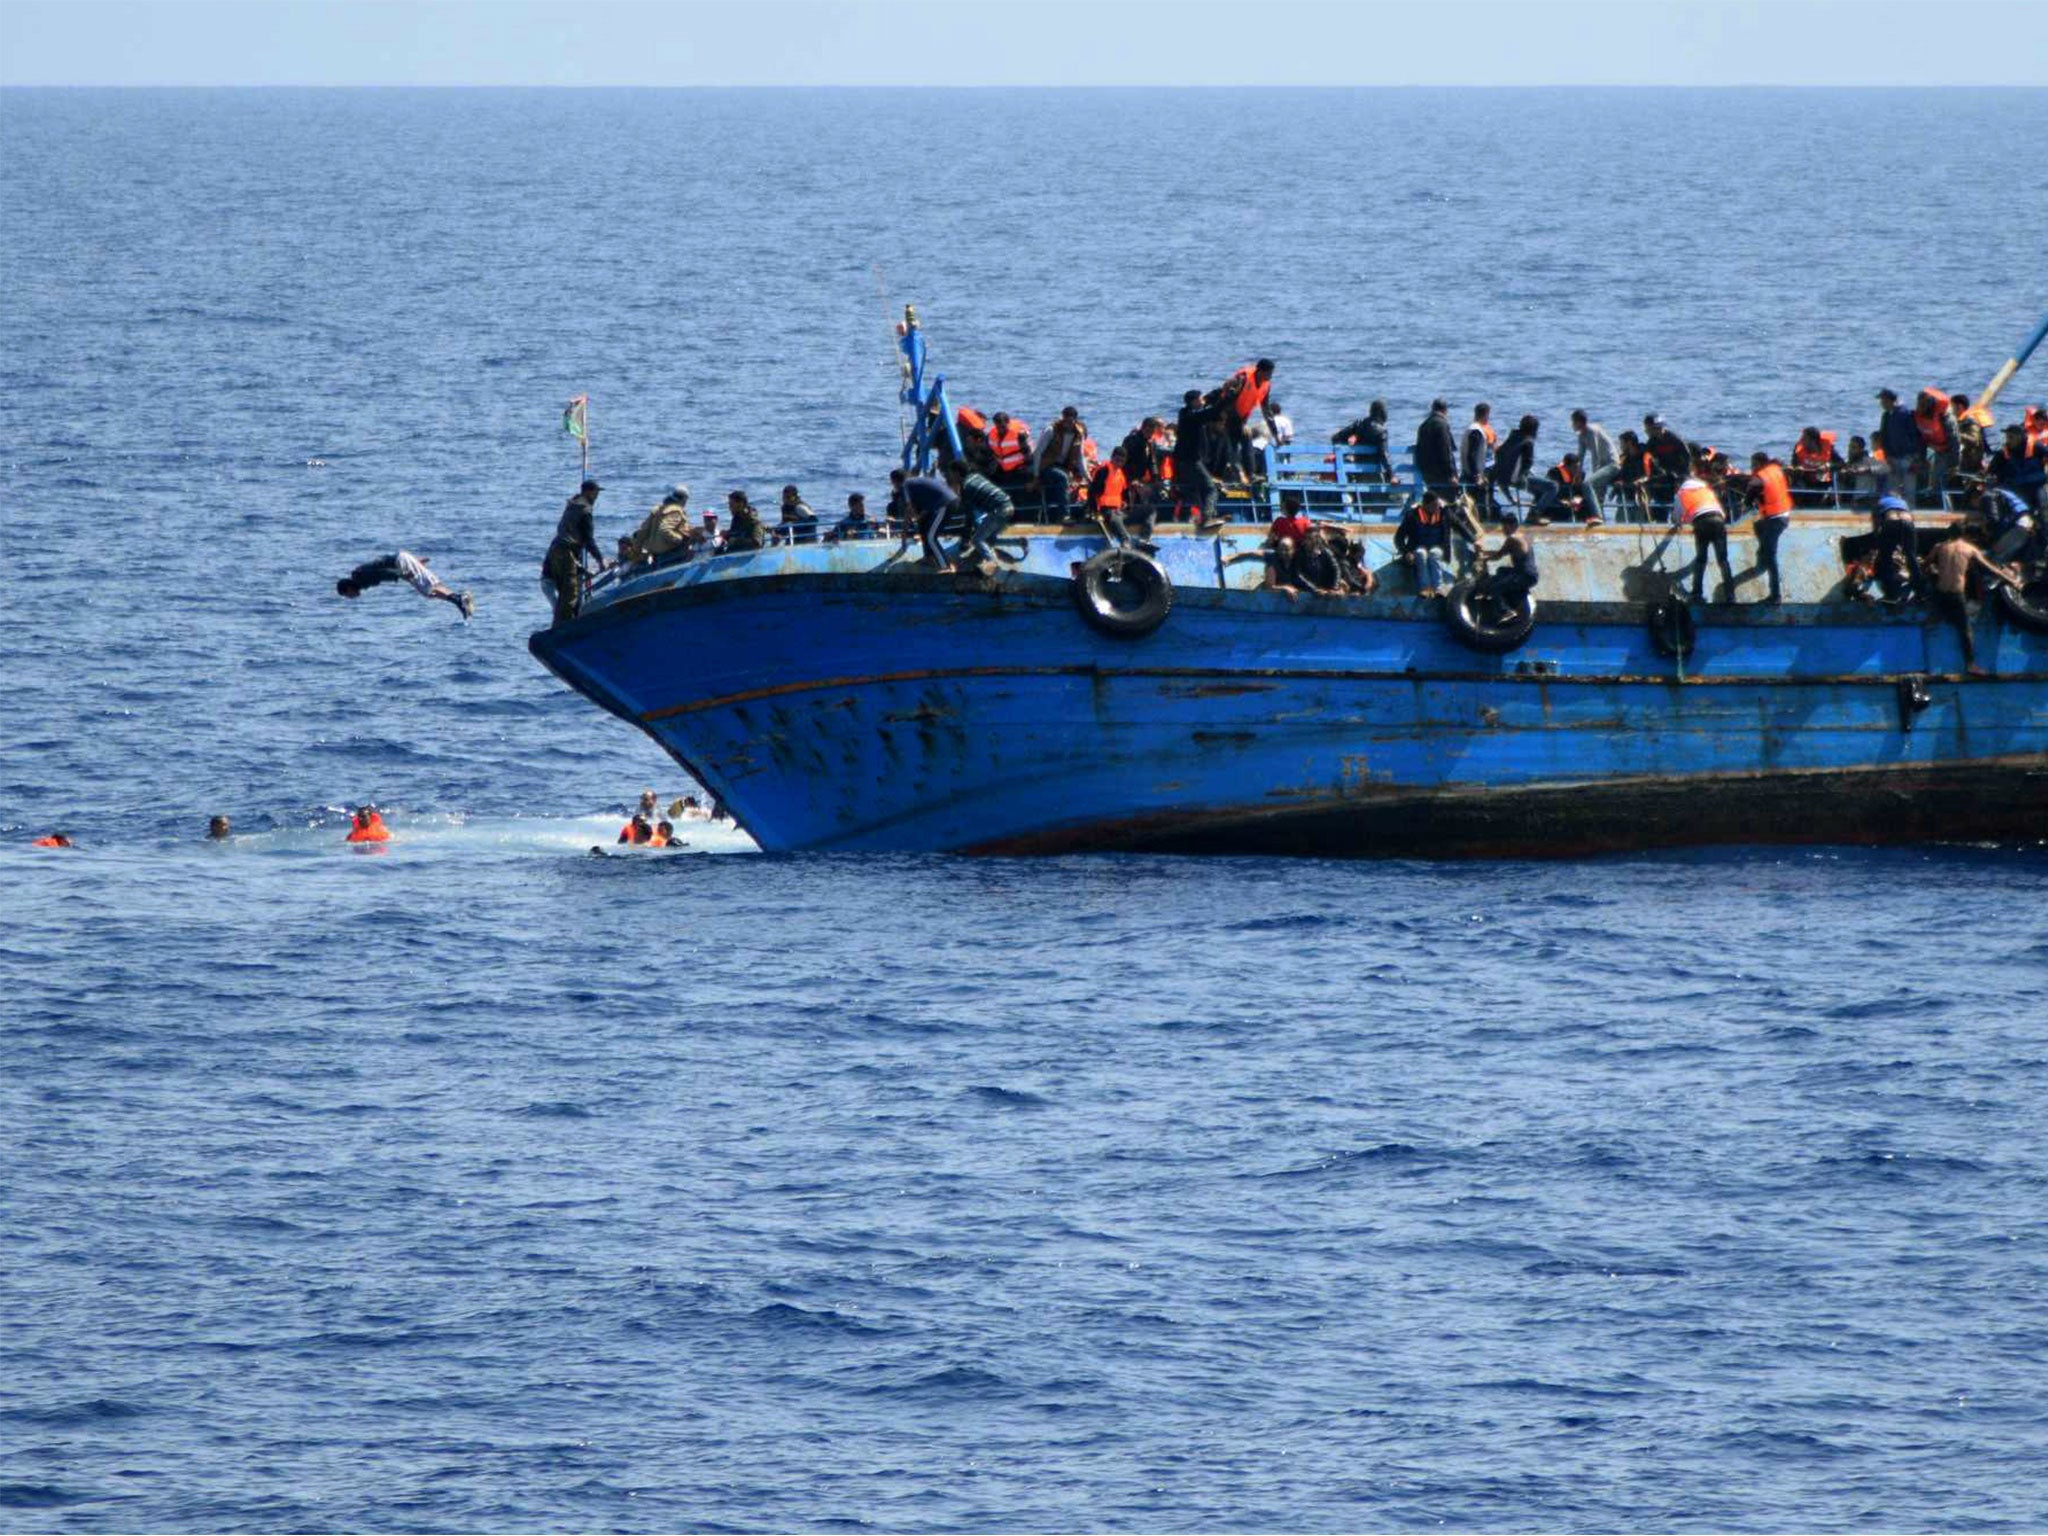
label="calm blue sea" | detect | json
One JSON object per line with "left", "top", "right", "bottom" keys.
{"left": 3, "top": 87, "right": 2048, "bottom": 1534}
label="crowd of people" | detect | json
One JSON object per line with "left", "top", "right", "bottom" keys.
{"left": 534, "top": 359, "right": 2048, "bottom": 629}
{"left": 608, "top": 785, "right": 728, "bottom": 851}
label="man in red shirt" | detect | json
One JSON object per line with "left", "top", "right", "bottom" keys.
{"left": 1263, "top": 498, "right": 1313, "bottom": 595}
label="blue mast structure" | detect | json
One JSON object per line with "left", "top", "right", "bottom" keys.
{"left": 1978, "top": 305, "right": 2048, "bottom": 418}
{"left": 897, "top": 306, "right": 963, "bottom": 473}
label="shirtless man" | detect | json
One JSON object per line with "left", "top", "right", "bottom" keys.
{"left": 1924, "top": 527, "right": 2014, "bottom": 677}
{"left": 337, "top": 551, "right": 474, "bottom": 619}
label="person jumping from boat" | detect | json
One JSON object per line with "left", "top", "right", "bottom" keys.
{"left": 336, "top": 551, "right": 474, "bottom": 619}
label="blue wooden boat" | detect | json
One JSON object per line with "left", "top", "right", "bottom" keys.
{"left": 530, "top": 317, "right": 2048, "bottom": 856}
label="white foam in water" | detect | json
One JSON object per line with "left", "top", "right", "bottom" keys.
{"left": 230, "top": 811, "right": 759, "bottom": 857}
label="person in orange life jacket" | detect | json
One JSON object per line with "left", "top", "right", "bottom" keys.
{"left": 30, "top": 832, "right": 74, "bottom": 848}
{"left": 1475, "top": 511, "right": 1539, "bottom": 606}
{"left": 1036, "top": 406, "right": 1088, "bottom": 519}
{"left": 1915, "top": 389, "right": 1960, "bottom": 506}
{"left": 1642, "top": 415, "right": 1692, "bottom": 507}
{"left": 1875, "top": 388, "right": 1926, "bottom": 508}
{"left": 1172, "top": 390, "right": 1225, "bottom": 527}
{"left": 1990, "top": 423, "right": 2046, "bottom": 512}
{"left": 1789, "top": 426, "right": 1843, "bottom": 504}
{"left": 1528, "top": 451, "right": 1589, "bottom": 524}
{"left": 1219, "top": 360, "right": 1275, "bottom": 481}
{"left": 1671, "top": 452, "right": 1735, "bottom": 603}
{"left": 1745, "top": 451, "right": 1797, "bottom": 603}
{"left": 984, "top": 412, "right": 1033, "bottom": 488}
{"left": 1087, "top": 446, "right": 1153, "bottom": 546}
{"left": 346, "top": 806, "right": 390, "bottom": 843}
{"left": 2026, "top": 405, "right": 2048, "bottom": 452}
{"left": 649, "top": 820, "right": 675, "bottom": 848}
{"left": 1395, "top": 491, "right": 1454, "bottom": 596}
{"left": 618, "top": 814, "right": 653, "bottom": 845}
{"left": 1460, "top": 403, "right": 1495, "bottom": 504}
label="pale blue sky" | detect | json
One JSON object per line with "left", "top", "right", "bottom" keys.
{"left": 2, "top": 0, "right": 2044, "bottom": 86}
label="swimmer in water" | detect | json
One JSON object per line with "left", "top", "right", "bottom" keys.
{"left": 31, "top": 832, "right": 74, "bottom": 848}
{"left": 208, "top": 815, "right": 231, "bottom": 840}
{"left": 336, "top": 551, "right": 474, "bottom": 620}
{"left": 345, "top": 806, "right": 391, "bottom": 843}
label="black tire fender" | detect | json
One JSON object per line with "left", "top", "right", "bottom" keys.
{"left": 1072, "top": 548, "right": 1172, "bottom": 639}
{"left": 1646, "top": 597, "right": 1697, "bottom": 659}
{"left": 1445, "top": 581, "right": 1538, "bottom": 654}
{"left": 1995, "top": 570, "right": 2048, "bottom": 635}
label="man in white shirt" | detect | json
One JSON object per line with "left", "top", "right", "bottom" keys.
{"left": 336, "top": 551, "right": 474, "bottom": 619}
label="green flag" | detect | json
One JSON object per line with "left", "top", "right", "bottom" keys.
{"left": 563, "top": 395, "right": 588, "bottom": 441}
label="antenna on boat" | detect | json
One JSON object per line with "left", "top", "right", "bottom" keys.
{"left": 873, "top": 264, "right": 907, "bottom": 450}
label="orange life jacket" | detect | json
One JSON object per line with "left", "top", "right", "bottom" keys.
{"left": 2028, "top": 408, "right": 2048, "bottom": 451}
{"left": 1755, "top": 461, "right": 1794, "bottom": 518}
{"left": 988, "top": 421, "right": 1029, "bottom": 473}
{"left": 30, "top": 835, "right": 69, "bottom": 848}
{"left": 1228, "top": 366, "right": 1271, "bottom": 421}
{"left": 1917, "top": 391, "right": 1953, "bottom": 452}
{"left": 648, "top": 829, "right": 670, "bottom": 848}
{"left": 1553, "top": 459, "right": 1578, "bottom": 485}
{"left": 618, "top": 821, "right": 652, "bottom": 845}
{"left": 1093, "top": 462, "right": 1127, "bottom": 511}
{"left": 955, "top": 406, "right": 988, "bottom": 434}
{"left": 1676, "top": 479, "right": 1725, "bottom": 525}
{"left": 346, "top": 812, "right": 390, "bottom": 843}
{"left": 1476, "top": 419, "right": 1498, "bottom": 448}
{"left": 1792, "top": 432, "right": 1837, "bottom": 472}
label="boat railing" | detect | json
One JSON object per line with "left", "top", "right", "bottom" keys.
{"left": 1258, "top": 442, "right": 1980, "bottom": 526}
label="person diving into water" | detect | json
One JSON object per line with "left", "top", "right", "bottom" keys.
{"left": 336, "top": 552, "right": 474, "bottom": 619}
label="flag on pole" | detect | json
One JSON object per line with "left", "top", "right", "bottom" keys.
{"left": 563, "top": 395, "right": 588, "bottom": 441}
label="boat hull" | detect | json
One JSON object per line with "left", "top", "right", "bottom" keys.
{"left": 530, "top": 529, "right": 2048, "bottom": 856}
